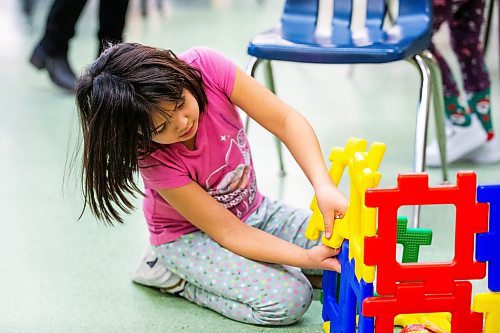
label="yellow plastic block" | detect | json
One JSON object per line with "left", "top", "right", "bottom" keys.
{"left": 305, "top": 138, "right": 367, "bottom": 244}
{"left": 346, "top": 145, "right": 385, "bottom": 282}
{"left": 473, "top": 293, "right": 500, "bottom": 333}
{"left": 305, "top": 137, "right": 385, "bottom": 283}
{"left": 323, "top": 321, "right": 330, "bottom": 333}
{"left": 394, "top": 312, "right": 451, "bottom": 333}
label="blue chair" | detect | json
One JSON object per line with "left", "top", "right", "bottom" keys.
{"left": 245, "top": 0, "right": 449, "bottom": 226}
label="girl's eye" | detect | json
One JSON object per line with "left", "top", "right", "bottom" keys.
{"left": 176, "top": 100, "right": 185, "bottom": 109}
{"left": 152, "top": 122, "right": 167, "bottom": 136}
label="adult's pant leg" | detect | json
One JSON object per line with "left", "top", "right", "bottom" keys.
{"left": 450, "top": 0, "right": 490, "bottom": 92}
{"left": 98, "top": 0, "right": 130, "bottom": 53}
{"left": 39, "top": 0, "right": 88, "bottom": 56}
{"left": 431, "top": 0, "right": 459, "bottom": 96}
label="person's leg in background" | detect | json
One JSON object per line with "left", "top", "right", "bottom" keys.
{"left": 426, "top": 0, "right": 500, "bottom": 166}
{"left": 451, "top": 0, "right": 493, "bottom": 138}
{"left": 97, "top": 0, "right": 130, "bottom": 56}
{"left": 30, "top": 0, "right": 88, "bottom": 91}
{"left": 449, "top": 0, "right": 500, "bottom": 163}
{"left": 429, "top": 0, "right": 472, "bottom": 127}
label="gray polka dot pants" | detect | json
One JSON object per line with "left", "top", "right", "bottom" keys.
{"left": 153, "top": 197, "right": 321, "bottom": 325}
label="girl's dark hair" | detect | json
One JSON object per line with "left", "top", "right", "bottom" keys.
{"left": 75, "top": 42, "right": 207, "bottom": 224}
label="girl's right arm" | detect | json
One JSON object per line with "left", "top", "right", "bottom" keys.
{"left": 158, "top": 182, "right": 341, "bottom": 272}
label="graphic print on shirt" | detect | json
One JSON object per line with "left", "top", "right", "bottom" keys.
{"left": 205, "top": 129, "right": 257, "bottom": 218}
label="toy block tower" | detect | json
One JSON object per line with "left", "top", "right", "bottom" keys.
{"left": 307, "top": 138, "right": 499, "bottom": 333}
{"left": 362, "top": 172, "right": 488, "bottom": 333}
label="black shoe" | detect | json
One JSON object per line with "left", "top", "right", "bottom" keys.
{"left": 30, "top": 45, "right": 76, "bottom": 91}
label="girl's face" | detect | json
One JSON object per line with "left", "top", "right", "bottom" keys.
{"left": 150, "top": 90, "right": 200, "bottom": 148}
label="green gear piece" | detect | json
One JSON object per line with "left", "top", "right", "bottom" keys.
{"left": 396, "top": 216, "right": 433, "bottom": 263}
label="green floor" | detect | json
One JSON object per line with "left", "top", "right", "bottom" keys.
{"left": 0, "top": 0, "right": 499, "bottom": 332}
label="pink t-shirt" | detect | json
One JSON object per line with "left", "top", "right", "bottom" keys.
{"left": 139, "top": 47, "right": 263, "bottom": 246}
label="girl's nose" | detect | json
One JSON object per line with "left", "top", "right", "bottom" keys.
{"left": 176, "top": 115, "right": 188, "bottom": 132}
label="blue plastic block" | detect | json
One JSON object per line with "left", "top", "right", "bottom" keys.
{"left": 476, "top": 184, "right": 500, "bottom": 292}
{"left": 322, "top": 240, "right": 374, "bottom": 333}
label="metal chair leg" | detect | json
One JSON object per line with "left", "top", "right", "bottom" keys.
{"left": 407, "top": 53, "right": 433, "bottom": 228}
{"left": 244, "top": 57, "right": 261, "bottom": 131}
{"left": 244, "top": 57, "right": 286, "bottom": 176}
{"left": 263, "top": 60, "right": 286, "bottom": 176}
{"left": 421, "top": 50, "right": 449, "bottom": 183}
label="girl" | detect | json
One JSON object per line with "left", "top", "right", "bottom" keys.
{"left": 75, "top": 43, "right": 347, "bottom": 325}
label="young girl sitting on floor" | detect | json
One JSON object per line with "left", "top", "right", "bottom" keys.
{"left": 75, "top": 43, "right": 347, "bottom": 325}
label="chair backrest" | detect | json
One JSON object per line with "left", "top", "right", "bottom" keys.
{"left": 281, "top": 0, "right": 320, "bottom": 43}
{"left": 280, "top": 0, "right": 431, "bottom": 45}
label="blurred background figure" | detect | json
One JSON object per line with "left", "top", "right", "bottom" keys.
{"left": 29, "top": 0, "right": 130, "bottom": 91}
{"left": 426, "top": 0, "right": 500, "bottom": 166}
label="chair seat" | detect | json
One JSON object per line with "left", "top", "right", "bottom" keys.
{"left": 248, "top": 26, "right": 431, "bottom": 64}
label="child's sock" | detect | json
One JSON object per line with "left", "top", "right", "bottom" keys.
{"left": 468, "top": 87, "right": 494, "bottom": 141}
{"left": 444, "top": 94, "right": 471, "bottom": 127}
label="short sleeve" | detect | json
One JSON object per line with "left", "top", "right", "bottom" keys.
{"left": 182, "top": 47, "right": 236, "bottom": 98}
{"left": 138, "top": 153, "right": 192, "bottom": 190}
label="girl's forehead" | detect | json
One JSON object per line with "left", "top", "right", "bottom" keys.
{"left": 150, "top": 101, "right": 177, "bottom": 125}
{"left": 158, "top": 100, "right": 178, "bottom": 113}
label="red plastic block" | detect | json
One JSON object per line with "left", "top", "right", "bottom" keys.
{"left": 362, "top": 281, "right": 483, "bottom": 333}
{"left": 364, "top": 172, "right": 488, "bottom": 295}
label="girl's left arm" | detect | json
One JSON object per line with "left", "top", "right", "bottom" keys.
{"left": 230, "top": 67, "right": 348, "bottom": 239}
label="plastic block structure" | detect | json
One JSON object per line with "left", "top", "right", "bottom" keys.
{"left": 472, "top": 293, "right": 500, "bottom": 333}
{"left": 364, "top": 172, "right": 488, "bottom": 294}
{"left": 308, "top": 139, "right": 497, "bottom": 332}
{"left": 364, "top": 282, "right": 482, "bottom": 333}
{"left": 306, "top": 137, "right": 385, "bottom": 283}
{"left": 476, "top": 184, "right": 500, "bottom": 292}
{"left": 362, "top": 171, "right": 488, "bottom": 333}
{"left": 322, "top": 241, "right": 374, "bottom": 333}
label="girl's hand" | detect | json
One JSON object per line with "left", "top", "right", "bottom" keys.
{"left": 315, "top": 183, "right": 348, "bottom": 239}
{"left": 306, "top": 245, "right": 341, "bottom": 272}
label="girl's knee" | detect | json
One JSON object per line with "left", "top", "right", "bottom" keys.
{"left": 252, "top": 281, "right": 314, "bottom": 325}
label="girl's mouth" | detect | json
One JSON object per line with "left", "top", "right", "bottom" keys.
{"left": 180, "top": 123, "right": 194, "bottom": 137}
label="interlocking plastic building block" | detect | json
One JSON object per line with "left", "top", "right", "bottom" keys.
{"left": 322, "top": 240, "right": 374, "bottom": 333}
{"left": 472, "top": 293, "right": 500, "bottom": 333}
{"left": 476, "top": 184, "right": 500, "bottom": 292}
{"left": 396, "top": 216, "right": 433, "bottom": 263}
{"left": 364, "top": 171, "right": 488, "bottom": 295}
{"left": 306, "top": 137, "right": 367, "bottom": 245}
{"left": 363, "top": 281, "right": 483, "bottom": 333}
{"left": 306, "top": 137, "right": 385, "bottom": 283}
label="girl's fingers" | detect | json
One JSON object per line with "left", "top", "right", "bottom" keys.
{"left": 325, "top": 257, "right": 341, "bottom": 272}
{"left": 323, "top": 213, "right": 334, "bottom": 239}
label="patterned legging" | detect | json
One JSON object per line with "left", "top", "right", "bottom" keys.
{"left": 153, "top": 197, "right": 322, "bottom": 325}
{"left": 430, "top": 0, "right": 490, "bottom": 95}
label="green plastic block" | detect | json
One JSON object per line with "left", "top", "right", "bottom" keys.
{"left": 396, "top": 216, "right": 433, "bottom": 263}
